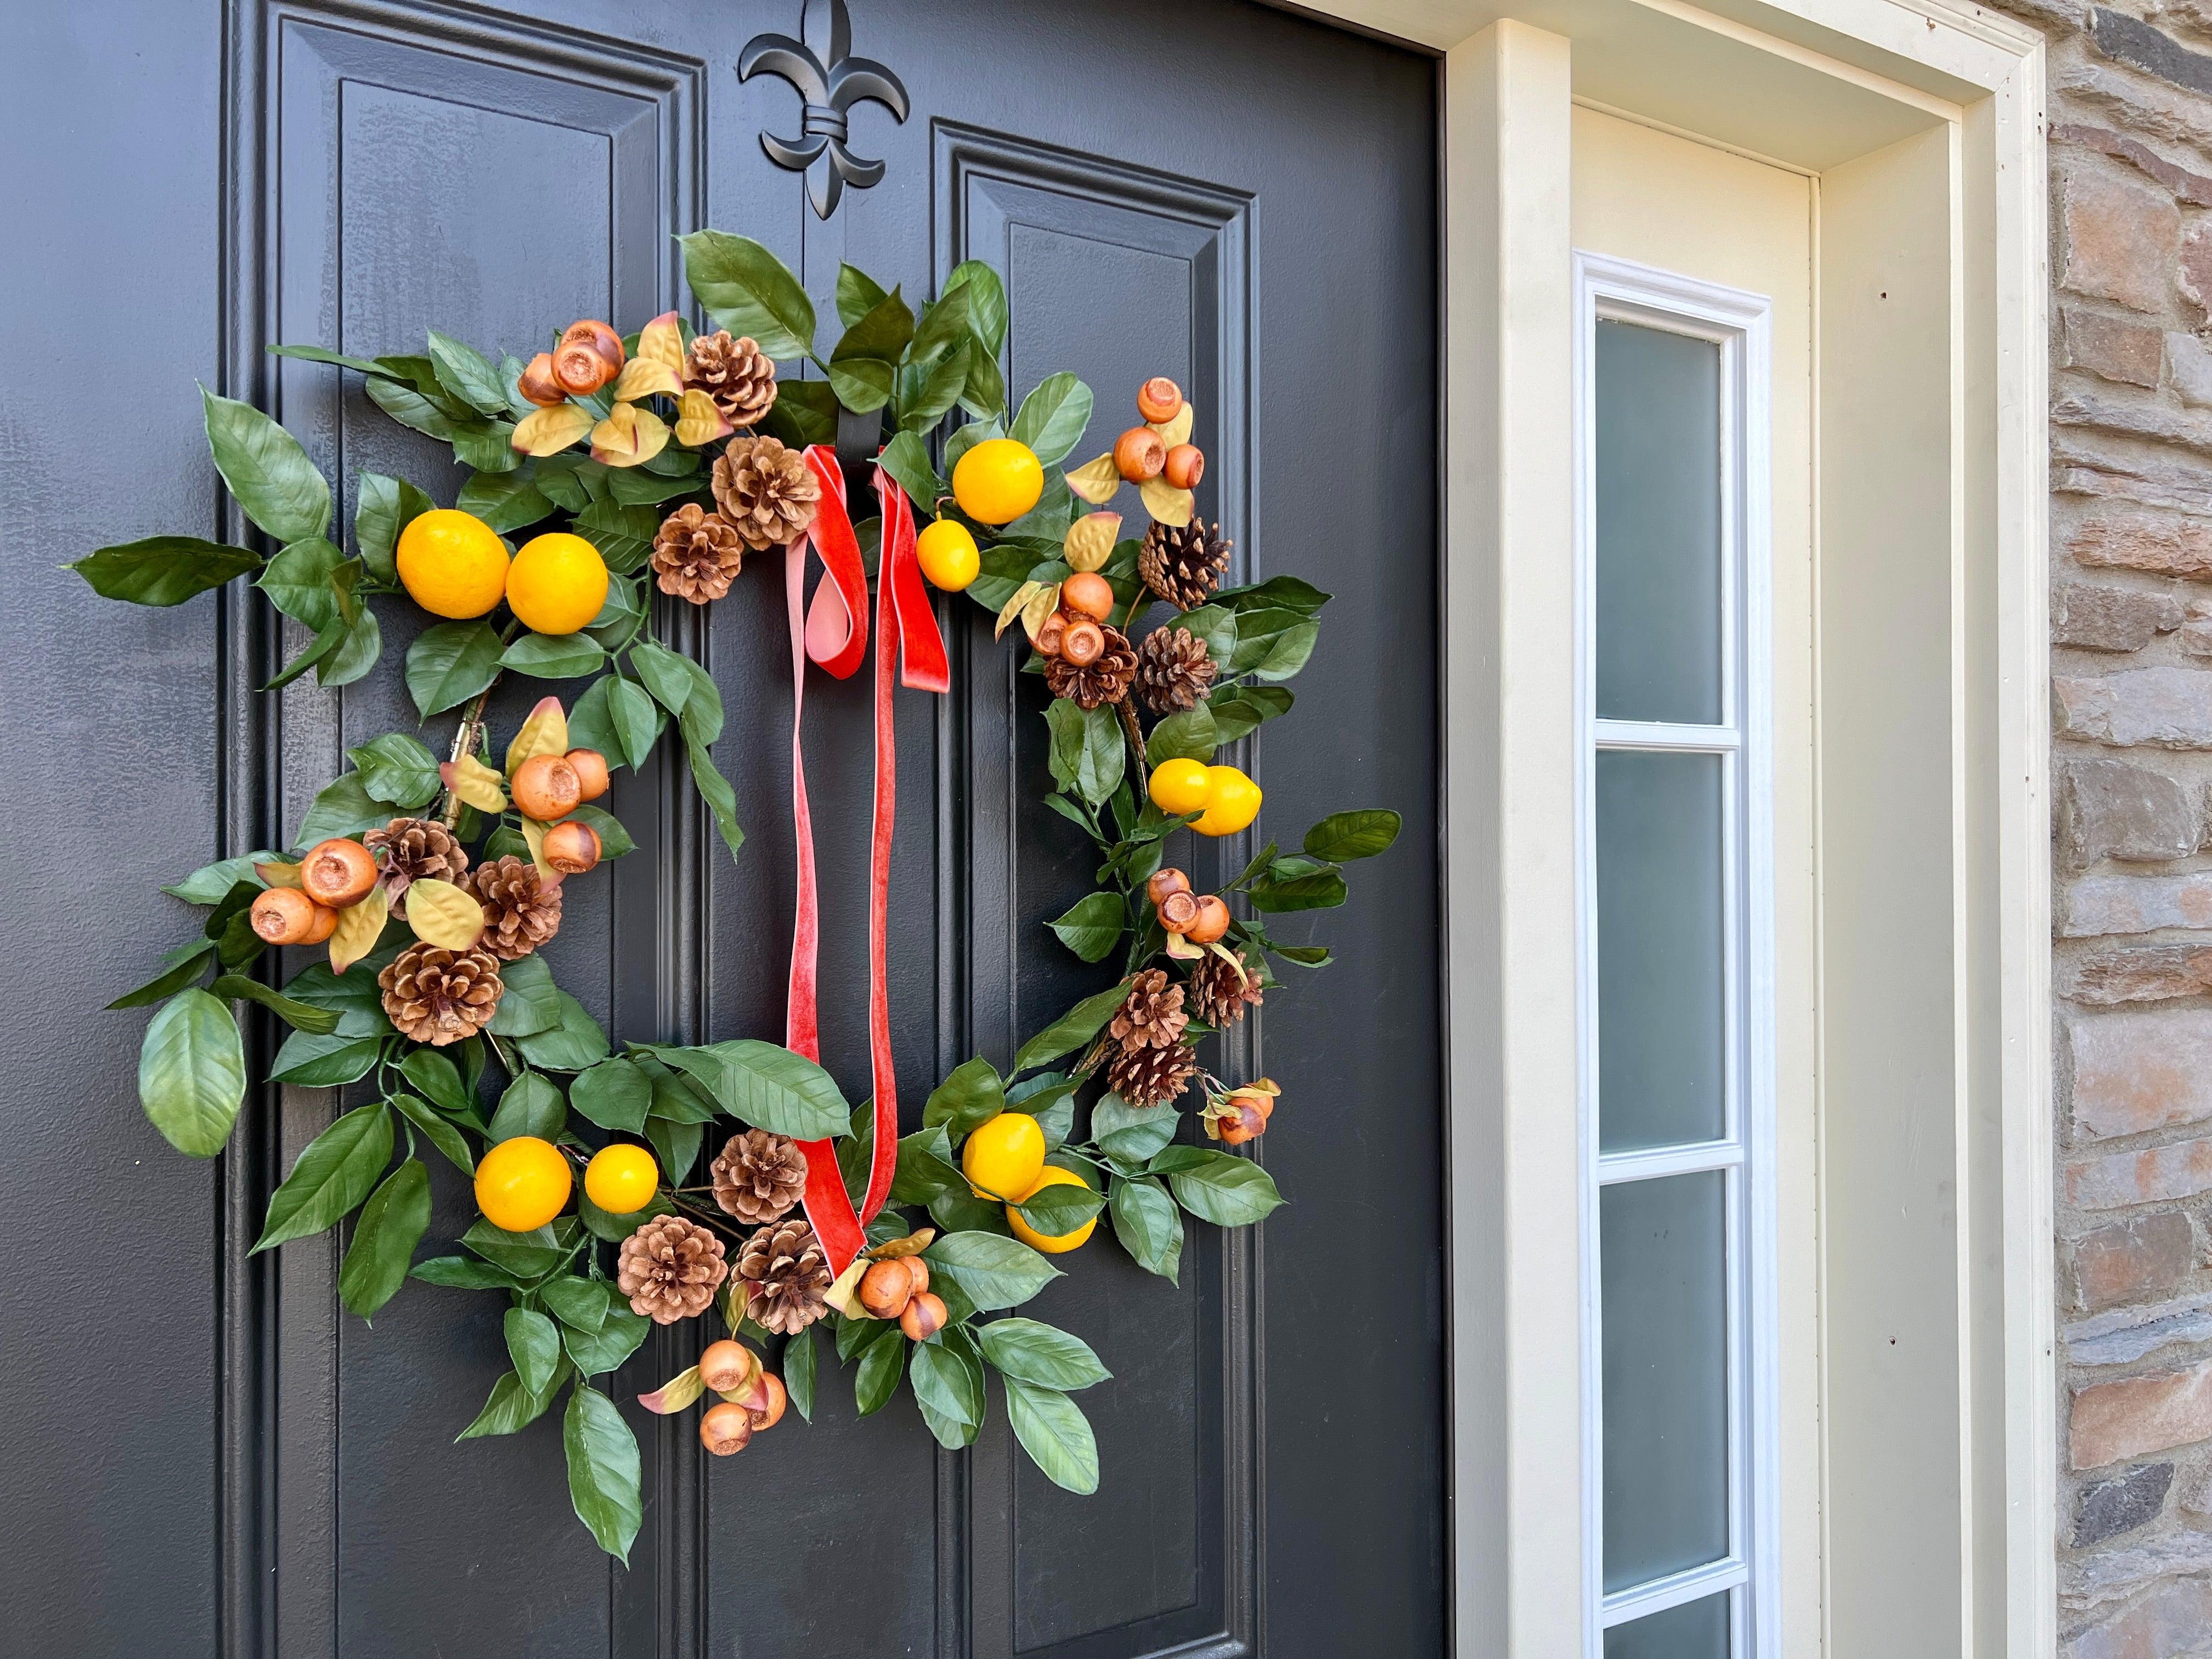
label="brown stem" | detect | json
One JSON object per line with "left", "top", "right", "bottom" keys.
{"left": 1115, "top": 697, "right": 1147, "bottom": 783}
{"left": 438, "top": 682, "right": 497, "bottom": 828}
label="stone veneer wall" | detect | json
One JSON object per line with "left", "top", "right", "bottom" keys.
{"left": 1991, "top": 0, "right": 2212, "bottom": 1648}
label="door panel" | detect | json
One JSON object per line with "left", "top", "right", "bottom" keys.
{"left": 3, "top": 3, "right": 1440, "bottom": 1655}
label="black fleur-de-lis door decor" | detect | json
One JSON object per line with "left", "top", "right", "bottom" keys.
{"left": 739, "top": 0, "right": 911, "bottom": 220}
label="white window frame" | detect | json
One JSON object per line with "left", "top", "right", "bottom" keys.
{"left": 1572, "top": 251, "right": 1778, "bottom": 1659}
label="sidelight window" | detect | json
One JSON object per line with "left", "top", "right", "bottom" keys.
{"left": 1573, "top": 255, "right": 1777, "bottom": 1659}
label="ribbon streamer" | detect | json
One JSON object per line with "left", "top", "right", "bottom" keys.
{"left": 784, "top": 445, "right": 946, "bottom": 1279}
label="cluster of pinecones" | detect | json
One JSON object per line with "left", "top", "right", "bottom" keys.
{"left": 609, "top": 1130, "right": 833, "bottom": 1330}
{"left": 1102, "top": 968, "right": 1201, "bottom": 1107}
{"left": 644, "top": 330, "right": 820, "bottom": 605}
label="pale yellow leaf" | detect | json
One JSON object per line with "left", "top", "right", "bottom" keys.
{"left": 591, "top": 402, "right": 670, "bottom": 468}
{"left": 674, "top": 387, "right": 734, "bottom": 448}
{"left": 609, "top": 357, "right": 683, "bottom": 403}
{"left": 1164, "top": 930, "right": 1204, "bottom": 961}
{"left": 635, "top": 311, "right": 685, "bottom": 374}
{"left": 1064, "top": 452, "right": 1121, "bottom": 505}
{"left": 1139, "top": 476, "right": 1194, "bottom": 527}
{"left": 1020, "top": 582, "right": 1062, "bottom": 644}
{"left": 995, "top": 579, "right": 1046, "bottom": 640}
{"left": 866, "top": 1228, "right": 936, "bottom": 1261}
{"left": 823, "top": 1256, "right": 867, "bottom": 1318}
{"left": 255, "top": 860, "right": 302, "bottom": 889}
{"left": 512, "top": 403, "right": 593, "bottom": 457}
{"left": 637, "top": 1365, "right": 706, "bottom": 1415}
{"left": 518, "top": 815, "right": 559, "bottom": 885}
{"left": 441, "top": 753, "right": 507, "bottom": 812}
{"left": 1062, "top": 512, "right": 1122, "bottom": 574}
{"left": 504, "top": 695, "right": 569, "bottom": 777}
{"left": 1147, "top": 400, "right": 1195, "bottom": 449}
{"left": 1206, "top": 940, "right": 1250, "bottom": 985}
{"left": 328, "top": 887, "right": 388, "bottom": 976}
{"left": 403, "top": 878, "right": 484, "bottom": 951}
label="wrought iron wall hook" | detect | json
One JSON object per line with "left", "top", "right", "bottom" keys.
{"left": 739, "top": 0, "right": 910, "bottom": 221}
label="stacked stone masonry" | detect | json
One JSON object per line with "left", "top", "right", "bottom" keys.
{"left": 1996, "top": 0, "right": 2212, "bottom": 1645}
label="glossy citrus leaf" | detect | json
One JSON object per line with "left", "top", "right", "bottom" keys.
{"left": 403, "top": 878, "right": 484, "bottom": 950}
{"left": 512, "top": 403, "right": 593, "bottom": 458}
{"left": 328, "top": 887, "right": 388, "bottom": 976}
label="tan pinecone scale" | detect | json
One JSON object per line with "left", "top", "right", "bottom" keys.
{"left": 1134, "top": 626, "right": 1216, "bottom": 713}
{"left": 713, "top": 435, "right": 820, "bottom": 551}
{"left": 1138, "top": 518, "right": 1232, "bottom": 610}
{"left": 468, "top": 855, "right": 562, "bottom": 961}
{"left": 1110, "top": 968, "right": 1188, "bottom": 1051}
{"left": 684, "top": 330, "right": 778, "bottom": 426}
{"left": 377, "top": 943, "right": 503, "bottom": 1046}
{"left": 737, "top": 1216, "right": 832, "bottom": 1335}
{"left": 1189, "top": 947, "right": 1263, "bottom": 1027}
{"left": 651, "top": 503, "right": 746, "bottom": 603}
{"left": 710, "top": 1129, "right": 808, "bottom": 1223}
{"left": 1045, "top": 623, "right": 1137, "bottom": 710}
{"left": 617, "top": 1215, "right": 729, "bottom": 1324}
{"left": 364, "top": 816, "right": 469, "bottom": 917}
{"left": 1107, "top": 1041, "right": 1200, "bottom": 1108}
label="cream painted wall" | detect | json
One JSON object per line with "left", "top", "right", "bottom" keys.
{"left": 1568, "top": 106, "right": 1823, "bottom": 1654}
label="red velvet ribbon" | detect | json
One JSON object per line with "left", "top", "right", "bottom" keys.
{"left": 783, "top": 445, "right": 947, "bottom": 1280}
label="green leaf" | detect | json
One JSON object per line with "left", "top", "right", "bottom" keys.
{"left": 109, "top": 941, "right": 217, "bottom": 1009}
{"left": 681, "top": 707, "right": 747, "bottom": 862}
{"left": 268, "top": 1030, "right": 382, "bottom": 1087}
{"left": 1047, "top": 892, "right": 1125, "bottom": 963}
{"left": 1146, "top": 704, "right": 1218, "bottom": 767}
{"left": 456, "top": 1361, "right": 568, "bottom": 1438}
{"left": 1012, "top": 979, "right": 1131, "bottom": 1073}
{"left": 426, "top": 330, "right": 509, "bottom": 415}
{"left": 639, "top": 1039, "right": 850, "bottom": 1141}
{"left": 907, "top": 285, "right": 973, "bottom": 369}
{"left": 1108, "top": 1175, "right": 1183, "bottom": 1283}
{"left": 485, "top": 952, "right": 560, "bottom": 1038}
{"left": 254, "top": 1102, "right": 393, "bottom": 1250}
{"left": 760, "top": 378, "right": 839, "bottom": 449}
{"left": 897, "top": 340, "right": 971, "bottom": 433}
{"left": 405, "top": 620, "right": 504, "bottom": 718}
{"left": 461, "top": 1216, "right": 579, "bottom": 1279}
{"left": 364, "top": 370, "right": 458, "bottom": 440}
{"left": 1161, "top": 1149, "right": 1286, "bottom": 1226}
{"left": 347, "top": 732, "right": 443, "bottom": 808}
{"left": 1215, "top": 574, "right": 1331, "bottom": 614}
{"left": 501, "top": 631, "right": 605, "bottom": 680}
{"left": 68, "top": 537, "right": 261, "bottom": 607}
{"left": 279, "top": 960, "right": 394, "bottom": 1035}
{"left": 208, "top": 973, "right": 341, "bottom": 1034}
{"left": 562, "top": 1302, "right": 650, "bottom": 1376}
{"left": 291, "top": 773, "right": 388, "bottom": 847}
{"left": 979, "top": 1317, "right": 1110, "bottom": 1391}
{"left": 163, "top": 853, "right": 279, "bottom": 905}
{"left": 874, "top": 430, "right": 942, "bottom": 515}
{"left": 1206, "top": 684, "right": 1293, "bottom": 743}
{"left": 828, "top": 284, "right": 916, "bottom": 366}
{"left": 413, "top": 1255, "right": 526, "bottom": 1291}
{"left": 1249, "top": 856, "right": 1348, "bottom": 912}
{"left": 321, "top": 606, "right": 383, "bottom": 689}
{"left": 678, "top": 230, "right": 816, "bottom": 360}
{"left": 891, "top": 1126, "right": 964, "bottom": 1206}
{"left": 489, "top": 1072, "right": 567, "bottom": 1142}
{"left": 450, "top": 420, "right": 521, "bottom": 475}
{"left": 573, "top": 498, "right": 661, "bottom": 574}
{"left": 541, "top": 1274, "right": 611, "bottom": 1333}
{"left": 505, "top": 1306, "right": 563, "bottom": 1394}
{"left": 910, "top": 1333, "right": 985, "bottom": 1429}
{"left": 564, "top": 803, "right": 635, "bottom": 860}
{"left": 268, "top": 342, "right": 395, "bottom": 377}
{"left": 1267, "top": 942, "right": 1334, "bottom": 968}
{"left": 388, "top": 1091, "right": 477, "bottom": 1174}
{"left": 137, "top": 989, "right": 247, "bottom": 1156}
{"left": 629, "top": 638, "right": 694, "bottom": 716}
{"left": 456, "top": 467, "right": 551, "bottom": 533}
{"left": 1304, "top": 809, "right": 1402, "bottom": 862}
{"left": 603, "top": 466, "right": 702, "bottom": 507}
{"left": 1004, "top": 1378, "right": 1099, "bottom": 1494}
{"left": 571, "top": 1057, "right": 651, "bottom": 1133}
{"left": 1008, "top": 1072, "right": 1078, "bottom": 1150}
{"left": 338, "top": 1159, "right": 431, "bottom": 1317}
{"left": 255, "top": 535, "right": 349, "bottom": 627}
{"left": 923, "top": 1232, "right": 1061, "bottom": 1311}
{"left": 1008, "top": 373, "right": 1093, "bottom": 466}
{"left": 836, "top": 263, "right": 891, "bottom": 330}
{"left": 564, "top": 1385, "right": 644, "bottom": 1563}
{"left": 1075, "top": 703, "right": 1126, "bottom": 806}
{"left": 784, "top": 1324, "right": 818, "bottom": 1422}
{"left": 929, "top": 1187, "right": 1011, "bottom": 1238}
{"left": 566, "top": 674, "right": 660, "bottom": 772}
{"left": 853, "top": 1331, "right": 907, "bottom": 1416}
{"left": 515, "top": 992, "right": 611, "bottom": 1072}
{"left": 1013, "top": 1177, "right": 1104, "bottom": 1235}
{"left": 960, "top": 338, "right": 1006, "bottom": 421}
{"left": 1252, "top": 620, "right": 1318, "bottom": 681}
{"left": 824, "top": 357, "right": 895, "bottom": 413}
{"left": 944, "top": 260, "right": 1009, "bottom": 354}
{"left": 201, "top": 386, "right": 331, "bottom": 544}
{"left": 1091, "top": 1095, "right": 1181, "bottom": 1163}
{"left": 923, "top": 1056, "right": 1007, "bottom": 1140}
{"left": 397, "top": 1049, "right": 471, "bottom": 1115}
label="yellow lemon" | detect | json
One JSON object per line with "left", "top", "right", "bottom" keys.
{"left": 961, "top": 1111, "right": 1047, "bottom": 1202}
{"left": 506, "top": 532, "right": 609, "bottom": 635}
{"left": 396, "top": 509, "right": 510, "bottom": 619}
{"left": 475, "top": 1135, "right": 572, "bottom": 1233}
{"left": 951, "top": 438, "right": 1044, "bottom": 526}
{"left": 916, "top": 518, "right": 981, "bottom": 591}
{"left": 1006, "top": 1166, "right": 1098, "bottom": 1254}
{"left": 583, "top": 1143, "right": 659, "bottom": 1216}
{"left": 1194, "top": 765, "right": 1263, "bottom": 836}
{"left": 1148, "top": 757, "right": 1214, "bottom": 816}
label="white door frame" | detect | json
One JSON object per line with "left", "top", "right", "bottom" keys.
{"left": 1285, "top": 0, "right": 2052, "bottom": 1654}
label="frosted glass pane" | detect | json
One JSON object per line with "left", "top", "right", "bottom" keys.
{"left": 1604, "top": 1593, "right": 1731, "bottom": 1659}
{"left": 1602, "top": 1172, "right": 1730, "bottom": 1592}
{"left": 1596, "top": 750, "right": 1725, "bottom": 1151}
{"left": 1595, "top": 319, "right": 1723, "bottom": 725}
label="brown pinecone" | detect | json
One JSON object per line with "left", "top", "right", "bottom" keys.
{"left": 709, "top": 1129, "right": 809, "bottom": 1223}
{"left": 363, "top": 816, "right": 469, "bottom": 917}
{"left": 712, "top": 435, "right": 820, "bottom": 551}
{"left": 1109, "top": 968, "right": 1188, "bottom": 1052}
{"left": 467, "top": 855, "right": 562, "bottom": 961}
{"left": 684, "top": 330, "right": 779, "bottom": 426}
{"left": 1138, "top": 518, "right": 1233, "bottom": 610}
{"left": 1045, "top": 623, "right": 1137, "bottom": 710}
{"left": 1189, "top": 947, "right": 1264, "bottom": 1027}
{"left": 737, "top": 1217, "right": 833, "bottom": 1336}
{"left": 377, "top": 943, "right": 503, "bottom": 1047}
{"left": 1107, "top": 1041, "right": 1200, "bottom": 1108}
{"left": 616, "top": 1215, "right": 729, "bottom": 1324}
{"left": 1134, "top": 626, "right": 1217, "bottom": 713}
{"left": 650, "top": 502, "right": 746, "bottom": 603}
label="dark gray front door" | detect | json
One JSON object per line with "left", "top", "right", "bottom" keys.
{"left": 1, "top": 2, "right": 1442, "bottom": 1654}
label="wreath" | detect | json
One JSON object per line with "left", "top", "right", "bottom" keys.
{"left": 75, "top": 230, "right": 1400, "bottom": 1560}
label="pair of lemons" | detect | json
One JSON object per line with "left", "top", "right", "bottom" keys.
{"left": 1148, "top": 759, "right": 1263, "bottom": 837}
{"left": 915, "top": 437, "right": 1047, "bottom": 592}
{"left": 961, "top": 1111, "right": 1096, "bottom": 1254}
{"left": 476, "top": 1135, "right": 657, "bottom": 1233}
{"left": 396, "top": 508, "right": 608, "bottom": 636}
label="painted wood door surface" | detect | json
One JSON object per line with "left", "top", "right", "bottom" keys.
{"left": 0, "top": 2, "right": 1442, "bottom": 1654}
